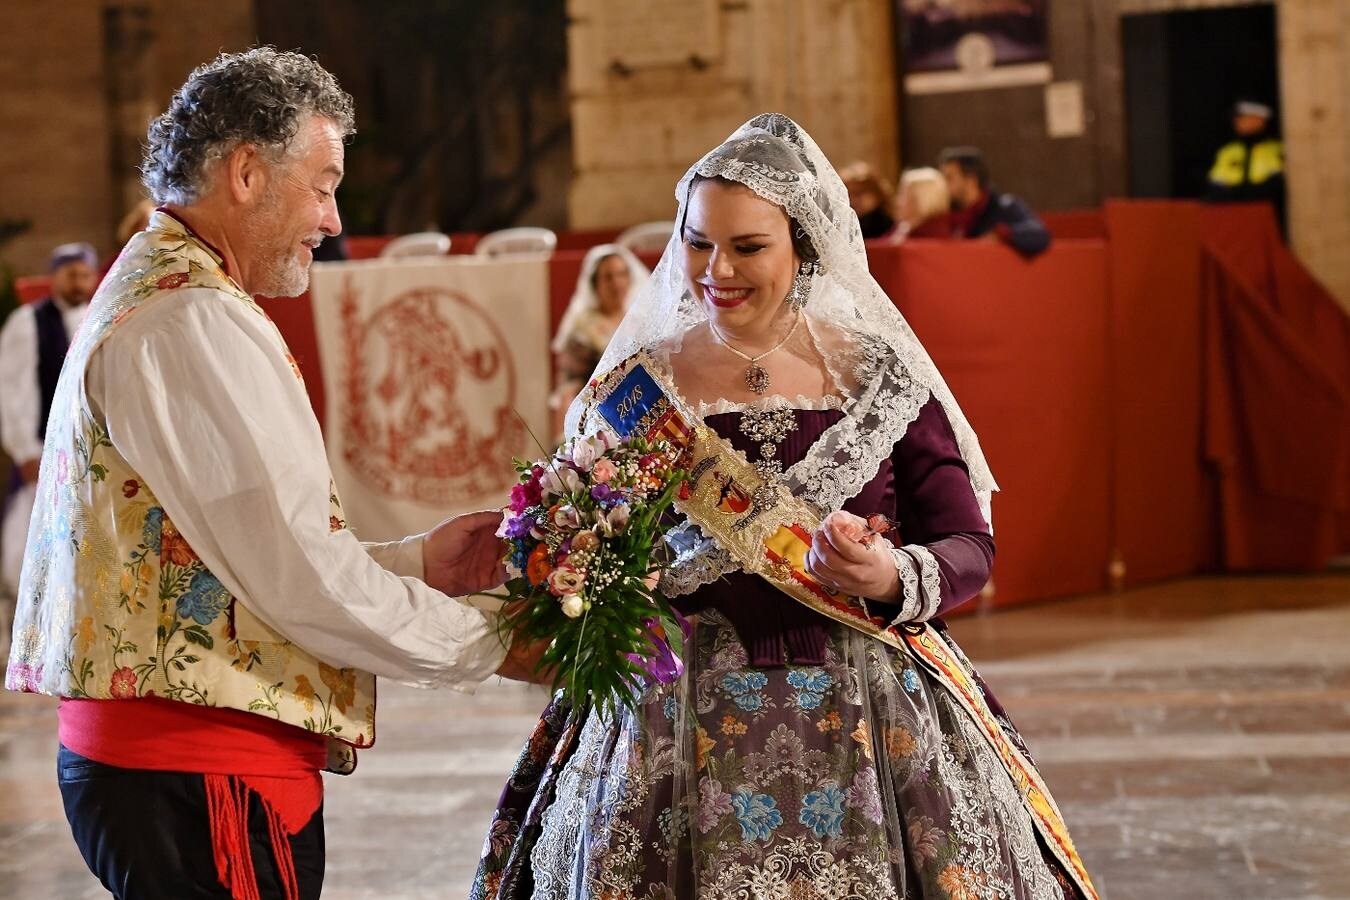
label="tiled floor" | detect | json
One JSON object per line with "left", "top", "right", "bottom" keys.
{"left": 2, "top": 573, "right": 1348, "bottom": 899}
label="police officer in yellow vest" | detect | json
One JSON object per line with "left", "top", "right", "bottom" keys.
{"left": 1206, "top": 99, "right": 1286, "bottom": 232}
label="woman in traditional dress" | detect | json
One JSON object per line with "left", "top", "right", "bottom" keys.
{"left": 550, "top": 243, "right": 649, "bottom": 438}
{"left": 475, "top": 115, "right": 1096, "bottom": 900}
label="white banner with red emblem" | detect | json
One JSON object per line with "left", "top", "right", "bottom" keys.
{"left": 310, "top": 257, "right": 550, "bottom": 542}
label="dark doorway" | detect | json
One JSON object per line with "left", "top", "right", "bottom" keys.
{"left": 255, "top": 0, "right": 571, "bottom": 235}
{"left": 1122, "top": 3, "right": 1279, "bottom": 200}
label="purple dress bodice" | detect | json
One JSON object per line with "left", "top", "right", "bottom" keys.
{"left": 670, "top": 397, "right": 993, "bottom": 666}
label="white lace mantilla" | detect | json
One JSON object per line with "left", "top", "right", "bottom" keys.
{"left": 567, "top": 114, "right": 996, "bottom": 603}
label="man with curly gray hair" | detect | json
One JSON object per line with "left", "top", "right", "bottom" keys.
{"left": 139, "top": 46, "right": 355, "bottom": 297}
{"left": 6, "top": 47, "right": 536, "bottom": 899}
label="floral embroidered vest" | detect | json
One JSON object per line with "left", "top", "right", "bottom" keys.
{"left": 4, "top": 212, "right": 374, "bottom": 773}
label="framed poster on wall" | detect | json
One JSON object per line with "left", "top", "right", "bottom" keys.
{"left": 899, "top": 0, "right": 1051, "bottom": 95}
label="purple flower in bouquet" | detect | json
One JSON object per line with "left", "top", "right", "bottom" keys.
{"left": 626, "top": 610, "right": 692, "bottom": 685}
{"left": 498, "top": 512, "right": 536, "bottom": 540}
{"left": 591, "top": 483, "right": 616, "bottom": 505}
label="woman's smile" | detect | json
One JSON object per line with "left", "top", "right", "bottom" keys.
{"left": 698, "top": 282, "right": 754, "bottom": 308}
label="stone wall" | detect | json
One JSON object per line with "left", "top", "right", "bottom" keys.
{"left": 565, "top": 0, "right": 900, "bottom": 228}
{"left": 1279, "top": 0, "right": 1350, "bottom": 309}
{"left": 4, "top": 2, "right": 1346, "bottom": 305}
{"left": 0, "top": 3, "right": 114, "bottom": 275}
{"left": 0, "top": 0, "right": 255, "bottom": 275}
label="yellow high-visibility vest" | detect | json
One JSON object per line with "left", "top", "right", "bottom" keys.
{"left": 1209, "top": 139, "right": 1284, "bottom": 187}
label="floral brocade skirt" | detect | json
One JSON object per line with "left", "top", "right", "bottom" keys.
{"left": 472, "top": 610, "right": 1083, "bottom": 900}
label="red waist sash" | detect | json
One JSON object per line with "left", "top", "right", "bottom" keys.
{"left": 60, "top": 697, "right": 327, "bottom": 900}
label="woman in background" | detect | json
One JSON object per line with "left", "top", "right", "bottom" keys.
{"left": 839, "top": 161, "right": 897, "bottom": 239}
{"left": 550, "top": 243, "right": 648, "bottom": 437}
{"left": 895, "top": 166, "right": 952, "bottom": 240}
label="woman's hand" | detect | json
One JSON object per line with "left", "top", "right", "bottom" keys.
{"left": 804, "top": 511, "right": 901, "bottom": 602}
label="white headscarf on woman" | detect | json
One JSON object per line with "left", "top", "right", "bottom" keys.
{"left": 566, "top": 114, "right": 998, "bottom": 597}
{"left": 551, "top": 243, "right": 649, "bottom": 354}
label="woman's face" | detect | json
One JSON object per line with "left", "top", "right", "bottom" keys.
{"left": 680, "top": 179, "right": 799, "bottom": 337}
{"left": 897, "top": 185, "right": 918, "bottom": 225}
{"left": 592, "top": 254, "right": 631, "bottom": 314}
{"left": 846, "top": 179, "right": 881, "bottom": 216}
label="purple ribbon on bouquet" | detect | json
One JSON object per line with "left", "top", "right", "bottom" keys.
{"left": 627, "top": 610, "right": 693, "bottom": 684}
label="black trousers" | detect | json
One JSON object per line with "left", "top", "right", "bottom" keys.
{"left": 57, "top": 745, "right": 325, "bottom": 899}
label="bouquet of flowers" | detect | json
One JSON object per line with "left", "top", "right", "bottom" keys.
{"left": 495, "top": 430, "right": 689, "bottom": 714}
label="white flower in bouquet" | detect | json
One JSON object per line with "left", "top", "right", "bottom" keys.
{"left": 541, "top": 465, "right": 582, "bottom": 499}
{"left": 552, "top": 505, "right": 583, "bottom": 530}
{"left": 596, "top": 504, "right": 631, "bottom": 537}
{"left": 559, "top": 593, "right": 586, "bottom": 618}
{"left": 569, "top": 433, "right": 612, "bottom": 470}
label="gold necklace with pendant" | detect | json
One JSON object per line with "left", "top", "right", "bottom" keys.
{"left": 707, "top": 314, "right": 802, "bottom": 395}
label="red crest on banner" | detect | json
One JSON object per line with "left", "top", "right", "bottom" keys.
{"left": 339, "top": 277, "right": 525, "bottom": 505}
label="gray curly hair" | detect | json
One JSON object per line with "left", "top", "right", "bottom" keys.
{"left": 141, "top": 47, "right": 355, "bottom": 206}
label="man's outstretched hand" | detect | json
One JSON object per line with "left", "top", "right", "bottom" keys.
{"left": 423, "top": 510, "right": 509, "bottom": 598}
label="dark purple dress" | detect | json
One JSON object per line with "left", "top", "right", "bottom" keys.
{"left": 684, "top": 399, "right": 994, "bottom": 667}
{"left": 472, "top": 398, "right": 1083, "bottom": 900}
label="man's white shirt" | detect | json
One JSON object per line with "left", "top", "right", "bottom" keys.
{"left": 84, "top": 288, "right": 508, "bottom": 689}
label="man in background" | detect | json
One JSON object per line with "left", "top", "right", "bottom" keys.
{"left": 939, "top": 146, "right": 1051, "bottom": 258}
{"left": 0, "top": 242, "right": 97, "bottom": 602}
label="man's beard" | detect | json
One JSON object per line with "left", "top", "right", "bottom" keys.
{"left": 243, "top": 186, "right": 312, "bottom": 298}
{"left": 56, "top": 288, "right": 92, "bottom": 307}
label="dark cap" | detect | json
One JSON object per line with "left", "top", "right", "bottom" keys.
{"left": 48, "top": 241, "right": 98, "bottom": 272}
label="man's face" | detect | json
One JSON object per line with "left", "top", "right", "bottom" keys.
{"left": 940, "top": 162, "right": 980, "bottom": 210}
{"left": 51, "top": 260, "right": 97, "bottom": 306}
{"left": 1233, "top": 113, "right": 1268, "bottom": 137}
{"left": 240, "top": 115, "right": 344, "bottom": 298}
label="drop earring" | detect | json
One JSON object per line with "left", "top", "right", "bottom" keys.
{"left": 786, "top": 261, "right": 815, "bottom": 311}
